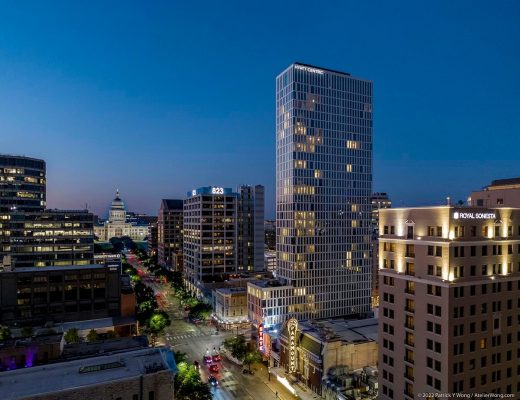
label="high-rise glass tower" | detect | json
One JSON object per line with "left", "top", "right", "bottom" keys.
{"left": 275, "top": 62, "right": 373, "bottom": 320}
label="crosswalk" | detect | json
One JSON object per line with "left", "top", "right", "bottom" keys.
{"left": 164, "top": 331, "right": 206, "bottom": 341}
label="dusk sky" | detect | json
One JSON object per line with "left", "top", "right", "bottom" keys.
{"left": 1, "top": 1, "right": 519, "bottom": 219}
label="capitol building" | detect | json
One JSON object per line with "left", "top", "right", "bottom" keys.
{"left": 94, "top": 190, "right": 150, "bottom": 241}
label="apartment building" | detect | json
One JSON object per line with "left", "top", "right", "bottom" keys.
{"left": 157, "top": 199, "right": 183, "bottom": 271}
{"left": 378, "top": 206, "right": 520, "bottom": 398}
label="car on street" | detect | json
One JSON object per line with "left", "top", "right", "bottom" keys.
{"left": 209, "top": 364, "right": 219, "bottom": 373}
{"left": 212, "top": 354, "right": 221, "bottom": 362}
{"left": 203, "top": 355, "right": 212, "bottom": 364}
{"left": 208, "top": 376, "right": 218, "bottom": 386}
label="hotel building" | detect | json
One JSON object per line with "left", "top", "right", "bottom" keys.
{"left": 157, "top": 199, "right": 183, "bottom": 271}
{"left": 183, "top": 187, "right": 238, "bottom": 297}
{"left": 248, "top": 62, "right": 373, "bottom": 325}
{"left": 371, "top": 192, "right": 391, "bottom": 307}
{"left": 378, "top": 206, "right": 520, "bottom": 398}
{"left": 469, "top": 177, "right": 520, "bottom": 208}
{"left": 237, "top": 184, "right": 265, "bottom": 273}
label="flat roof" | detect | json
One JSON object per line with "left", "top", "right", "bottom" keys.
{"left": 0, "top": 347, "right": 175, "bottom": 399}
{"left": 295, "top": 61, "right": 351, "bottom": 77}
{"left": 10, "top": 264, "right": 108, "bottom": 273}
{"left": 214, "top": 287, "right": 246, "bottom": 295}
{"left": 300, "top": 317, "right": 378, "bottom": 344}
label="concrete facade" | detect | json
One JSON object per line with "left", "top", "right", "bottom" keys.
{"left": 378, "top": 206, "right": 520, "bottom": 398}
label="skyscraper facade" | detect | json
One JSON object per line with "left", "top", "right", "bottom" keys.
{"left": 157, "top": 199, "right": 183, "bottom": 271}
{"left": 183, "top": 187, "right": 238, "bottom": 297}
{"left": 252, "top": 62, "right": 373, "bottom": 322}
{"left": 237, "top": 184, "right": 265, "bottom": 273}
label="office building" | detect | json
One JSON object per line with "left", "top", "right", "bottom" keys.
{"left": 7, "top": 209, "right": 95, "bottom": 269}
{"left": 0, "top": 263, "right": 122, "bottom": 325}
{"left": 370, "top": 192, "right": 391, "bottom": 307}
{"left": 94, "top": 190, "right": 149, "bottom": 241}
{"left": 1, "top": 155, "right": 46, "bottom": 266}
{"left": 237, "top": 184, "right": 265, "bottom": 273}
{"left": 265, "top": 250, "right": 277, "bottom": 274}
{"left": 265, "top": 219, "right": 276, "bottom": 250}
{"left": 183, "top": 186, "right": 238, "bottom": 297}
{"left": 1, "top": 347, "right": 177, "bottom": 400}
{"left": 148, "top": 219, "right": 158, "bottom": 257}
{"left": 378, "top": 205, "right": 520, "bottom": 398}
{"left": 249, "top": 62, "right": 373, "bottom": 325}
{"left": 157, "top": 199, "right": 183, "bottom": 271}
{"left": 469, "top": 177, "right": 520, "bottom": 208}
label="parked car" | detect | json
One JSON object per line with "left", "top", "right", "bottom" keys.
{"left": 208, "top": 376, "right": 218, "bottom": 386}
{"left": 209, "top": 364, "right": 219, "bottom": 373}
{"left": 212, "top": 354, "right": 222, "bottom": 362}
{"left": 203, "top": 355, "right": 212, "bottom": 364}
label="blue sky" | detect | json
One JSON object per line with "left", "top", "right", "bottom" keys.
{"left": 0, "top": 0, "right": 519, "bottom": 218}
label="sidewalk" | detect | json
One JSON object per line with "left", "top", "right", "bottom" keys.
{"left": 256, "top": 364, "right": 321, "bottom": 400}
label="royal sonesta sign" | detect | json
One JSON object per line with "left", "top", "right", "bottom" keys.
{"left": 453, "top": 211, "right": 496, "bottom": 220}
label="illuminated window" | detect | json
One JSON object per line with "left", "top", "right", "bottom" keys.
{"left": 346, "top": 140, "right": 359, "bottom": 149}
{"left": 346, "top": 164, "right": 353, "bottom": 172}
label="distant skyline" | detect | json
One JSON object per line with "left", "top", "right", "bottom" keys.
{"left": 1, "top": 1, "right": 519, "bottom": 219}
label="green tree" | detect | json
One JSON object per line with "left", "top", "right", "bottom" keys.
{"left": 0, "top": 326, "right": 12, "bottom": 341}
{"left": 174, "top": 362, "right": 212, "bottom": 400}
{"left": 21, "top": 326, "right": 34, "bottom": 338}
{"left": 189, "top": 302, "right": 212, "bottom": 321}
{"left": 148, "top": 312, "right": 171, "bottom": 334}
{"left": 244, "top": 350, "right": 262, "bottom": 372}
{"left": 173, "top": 350, "right": 188, "bottom": 364}
{"left": 64, "top": 328, "right": 80, "bottom": 344}
{"left": 86, "top": 329, "right": 99, "bottom": 343}
{"left": 223, "top": 335, "right": 247, "bottom": 361}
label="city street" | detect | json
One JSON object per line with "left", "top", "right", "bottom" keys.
{"left": 126, "top": 253, "right": 309, "bottom": 400}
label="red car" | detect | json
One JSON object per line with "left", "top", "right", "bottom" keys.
{"left": 212, "top": 354, "right": 221, "bottom": 362}
{"left": 209, "top": 364, "right": 219, "bottom": 373}
{"left": 203, "top": 355, "right": 212, "bottom": 364}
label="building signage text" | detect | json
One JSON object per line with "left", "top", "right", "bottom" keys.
{"left": 211, "top": 187, "right": 224, "bottom": 195}
{"left": 287, "top": 318, "right": 298, "bottom": 373}
{"left": 258, "top": 324, "right": 264, "bottom": 351}
{"left": 453, "top": 211, "right": 496, "bottom": 220}
{"left": 295, "top": 65, "right": 324, "bottom": 75}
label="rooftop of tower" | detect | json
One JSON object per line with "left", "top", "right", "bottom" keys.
{"left": 294, "top": 61, "right": 351, "bottom": 77}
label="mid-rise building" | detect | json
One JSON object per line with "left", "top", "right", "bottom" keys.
{"left": 249, "top": 62, "right": 373, "bottom": 325}
{"left": 378, "top": 205, "right": 520, "bottom": 398}
{"left": 0, "top": 263, "right": 123, "bottom": 325}
{"left": 94, "top": 190, "right": 149, "bottom": 241}
{"left": 7, "top": 209, "right": 94, "bottom": 269}
{"left": 183, "top": 187, "right": 238, "bottom": 297}
{"left": 0, "top": 347, "right": 177, "bottom": 400}
{"left": 148, "top": 219, "right": 158, "bottom": 257}
{"left": 264, "top": 250, "right": 277, "bottom": 274}
{"left": 157, "top": 199, "right": 183, "bottom": 271}
{"left": 1, "top": 155, "right": 46, "bottom": 267}
{"left": 370, "top": 192, "right": 391, "bottom": 307}
{"left": 469, "top": 177, "right": 520, "bottom": 208}
{"left": 237, "top": 184, "right": 265, "bottom": 273}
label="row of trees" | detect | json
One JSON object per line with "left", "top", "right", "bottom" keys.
{"left": 63, "top": 328, "right": 118, "bottom": 344}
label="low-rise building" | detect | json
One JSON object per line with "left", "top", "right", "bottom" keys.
{"left": 213, "top": 287, "right": 248, "bottom": 328}
{"left": 0, "top": 346, "right": 177, "bottom": 400}
{"left": 0, "top": 334, "right": 62, "bottom": 371}
{"left": 469, "top": 177, "right": 520, "bottom": 207}
{"left": 274, "top": 318, "right": 378, "bottom": 398}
